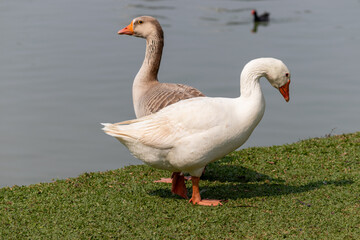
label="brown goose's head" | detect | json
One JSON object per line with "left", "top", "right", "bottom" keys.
{"left": 118, "top": 16, "right": 163, "bottom": 39}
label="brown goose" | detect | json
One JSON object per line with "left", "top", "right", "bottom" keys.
{"left": 118, "top": 16, "right": 205, "bottom": 199}
{"left": 118, "top": 16, "right": 204, "bottom": 118}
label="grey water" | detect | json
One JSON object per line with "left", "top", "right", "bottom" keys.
{"left": 0, "top": 0, "right": 359, "bottom": 187}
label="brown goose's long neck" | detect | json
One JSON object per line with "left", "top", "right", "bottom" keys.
{"left": 136, "top": 34, "right": 164, "bottom": 83}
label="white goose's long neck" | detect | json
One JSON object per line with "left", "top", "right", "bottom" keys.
{"left": 134, "top": 34, "right": 164, "bottom": 85}
{"left": 238, "top": 60, "right": 269, "bottom": 123}
{"left": 240, "top": 64, "right": 266, "bottom": 100}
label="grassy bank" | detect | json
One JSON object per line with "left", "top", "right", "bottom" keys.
{"left": 1, "top": 132, "right": 359, "bottom": 239}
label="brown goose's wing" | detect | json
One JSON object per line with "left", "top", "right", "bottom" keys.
{"left": 142, "top": 83, "right": 205, "bottom": 115}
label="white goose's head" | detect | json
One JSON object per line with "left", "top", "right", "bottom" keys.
{"left": 118, "top": 16, "right": 163, "bottom": 39}
{"left": 244, "top": 58, "right": 291, "bottom": 102}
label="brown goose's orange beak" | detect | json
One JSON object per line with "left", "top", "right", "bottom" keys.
{"left": 118, "top": 21, "right": 134, "bottom": 35}
{"left": 279, "top": 79, "right": 290, "bottom": 102}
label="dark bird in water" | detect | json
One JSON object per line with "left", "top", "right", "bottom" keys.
{"left": 251, "top": 9, "right": 270, "bottom": 22}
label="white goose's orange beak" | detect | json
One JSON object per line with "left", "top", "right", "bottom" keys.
{"left": 279, "top": 79, "right": 290, "bottom": 102}
{"left": 118, "top": 21, "right": 134, "bottom": 35}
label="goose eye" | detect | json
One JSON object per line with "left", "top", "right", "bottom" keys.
{"left": 285, "top": 73, "right": 289, "bottom": 77}
{"left": 138, "top": 20, "right": 143, "bottom": 24}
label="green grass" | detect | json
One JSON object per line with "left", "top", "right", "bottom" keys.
{"left": 1, "top": 132, "right": 359, "bottom": 239}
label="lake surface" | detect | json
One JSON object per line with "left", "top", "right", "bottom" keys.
{"left": 1, "top": 0, "right": 359, "bottom": 187}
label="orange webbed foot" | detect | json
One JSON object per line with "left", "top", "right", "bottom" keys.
{"left": 154, "top": 174, "right": 191, "bottom": 184}
{"left": 188, "top": 176, "right": 224, "bottom": 206}
{"left": 189, "top": 198, "right": 223, "bottom": 206}
{"left": 153, "top": 178, "right": 172, "bottom": 183}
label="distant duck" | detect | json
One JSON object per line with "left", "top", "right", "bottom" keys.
{"left": 117, "top": 16, "right": 205, "bottom": 198}
{"left": 102, "top": 57, "right": 291, "bottom": 206}
{"left": 251, "top": 9, "right": 270, "bottom": 22}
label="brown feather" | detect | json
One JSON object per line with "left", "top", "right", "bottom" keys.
{"left": 141, "top": 83, "right": 205, "bottom": 116}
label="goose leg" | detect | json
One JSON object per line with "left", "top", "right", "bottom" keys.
{"left": 189, "top": 176, "right": 222, "bottom": 206}
{"left": 154, "top": 172, "right": 188, "bottom": 199}
{"left": 171, "top": 172, "right": 188, "bottom": 199}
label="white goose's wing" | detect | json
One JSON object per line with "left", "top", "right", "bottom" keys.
{"left": 103, "top": 116, "right": 181, "bottom": 150}
{"left": 103, "top": 97, "right": 232, "bottom": 150}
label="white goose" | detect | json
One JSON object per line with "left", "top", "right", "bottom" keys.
{"left": 103, "top": 58, "right": 291, "bottom": 206}
{"left": 118, "top": 16, "right": 205, "bottom": 193}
